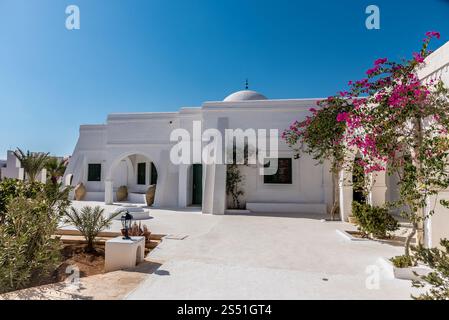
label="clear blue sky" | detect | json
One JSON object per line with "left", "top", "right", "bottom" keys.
{"left": 1, "top": 0, "right": 449, "bottom": 158}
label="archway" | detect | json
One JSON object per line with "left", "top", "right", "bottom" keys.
{"left": 105, "top": 153, "right": 159, "bottom": 205}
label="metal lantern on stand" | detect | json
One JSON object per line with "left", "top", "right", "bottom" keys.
{"left": 121, "top": 210, "right": 133, "bottom": 240}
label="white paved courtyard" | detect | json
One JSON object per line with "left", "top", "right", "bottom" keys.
{"left": 67, "top": 201, "right": 421, "bottom": 300}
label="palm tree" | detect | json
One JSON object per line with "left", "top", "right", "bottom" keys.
{"left": 64, "top": 206, "right": 120, "bottom": 252}
{"left": 13, "top": 148, "right": 50, "bottom": 182}
{"left": 45, "top": 157, "right": 68, "bottom": 185}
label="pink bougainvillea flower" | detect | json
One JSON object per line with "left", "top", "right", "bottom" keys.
{"left": 374, "top": 58, "right": 388, "bottom": 66}
{"left": 413, "top": 52, "right": 425, "bottom": 63}
{"left": 309, "top": 107, "right": 317, "bottom": 113}
{"left": 426, "top": 31, "right": 441, "bottom": 39}
{"left": 336, "top": 112, "right": 349, "bottom": 123}
{"left": 366, "top": 66, "right": 380, "bottom": 76}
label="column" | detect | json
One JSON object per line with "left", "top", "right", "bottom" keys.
{"left": 105, "top": 179, "right": 114, "bottom": 205}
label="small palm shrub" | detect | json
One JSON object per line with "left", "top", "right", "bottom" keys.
{"left": 411, "top": 239, "right": 449, "bottom": 300}
{"left": 0, "top": 196, "right": 61, "bottom": 293}
{"left": 13, "top": 148, "right": 50, "bottom": 182}
{"left": 65, "top": 206, "right": 119, "bottom": 252}
{"left": 352, "top": 201, "right": 399, "bottom": 239}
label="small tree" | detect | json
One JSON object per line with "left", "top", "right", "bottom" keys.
{"left": 65, "top": 206, "right": 119, "bottom": 252}
{"left": 225, "top": 142, "right": 255, "bottom": 210}
{"left": 283, "top": 95, "right": 352, "bottom": 219}
{"left": 13, "top": 148, "right": 50, "bottom": 182}
{"left": 226, "top": 164, "right": 245, "bottom": 209}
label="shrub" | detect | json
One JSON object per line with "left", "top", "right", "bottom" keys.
{"left": 0, "top": 196, "right": 61, "bottom": 293}
{"left": 65, "top": 206, "right": 119, "bottom": 252}
{"left": 411, "top": 239, "right": 449, "bottom": 300}
{"left": 390, "top": 254, "right": 416, "bottom": 268}
{"left": 352, "top": 201, "right": 399, "bottom": 239}
{"left": 0, "top": 179, "right": 71, "bottom": 223}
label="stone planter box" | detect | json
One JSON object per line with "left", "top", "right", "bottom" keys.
{"left": 336, "top": 230, "right": 409, "bottom": 247}
{"left": 336, "top": 230, "right": 370, "bottom": 242}
{"left": 378, "top": 257, "right": 432, "bottom": 281}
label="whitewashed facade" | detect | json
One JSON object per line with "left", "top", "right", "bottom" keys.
{"left": 65, "top": 41, "right": 449, "bottom": 247}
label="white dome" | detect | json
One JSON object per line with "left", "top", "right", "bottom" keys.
{"left": 223, "top": 90, "right": 268, "bottom": 102}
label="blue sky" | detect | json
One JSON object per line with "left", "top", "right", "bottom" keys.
{"left": 0, "top": 0, "right": 448, "bottom": 158}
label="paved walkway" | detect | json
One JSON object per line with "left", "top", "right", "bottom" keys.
{"left": 11, "top": 201, "right": 420, "bottom": 300}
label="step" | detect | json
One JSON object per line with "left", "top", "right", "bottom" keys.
{"left": 246, "top": 202, "right": 327, "bottom": 214}
{"left": 110, "top": 206, "right": 151, "bottom": 220}
{"left": 55, "top": 229, "right": 165, "bottom": 241}
{"left": 55, "top": 234, "right": 160, "bottom": 249}
{"left": 128, "top": 192, "right": 146, "bottom": 204}
{"left": 83, "top": 192, "right": 105, "bottom": 201}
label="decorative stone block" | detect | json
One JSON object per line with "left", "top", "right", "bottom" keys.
{"left": 105, "top": 236, "right": 145, "bottom": 272}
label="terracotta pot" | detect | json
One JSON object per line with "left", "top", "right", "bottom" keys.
{"left": 146, "top": 185, "right": 156, "bottom": 206}
{"left": 74, "top": 183, "right": 86, "bottom": 201}
{"left": 116, "top": 185, "right": 128, "bottom": 202}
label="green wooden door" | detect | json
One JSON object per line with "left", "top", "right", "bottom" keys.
{"left": 192, "top": 164, "right": 203, "bottom": 206}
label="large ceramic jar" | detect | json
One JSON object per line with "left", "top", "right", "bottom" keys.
{"left": 74, "top": 183, "right": 86, "bottom": 201}
{"left": 146, "top": 185, "right": 156, "bottom": 206}
{"left": 116, "top": 185, "right": 128, "bottom": 202}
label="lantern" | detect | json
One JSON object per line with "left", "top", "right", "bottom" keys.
{"left": 120, "top": 210, "right": 133, "bottom": 240}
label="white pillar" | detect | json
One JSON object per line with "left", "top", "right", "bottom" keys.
{"left": 178, "top": 164, "right": 189, "bottom": 208}
{"left": 339, "top": 169, "right": 353, "bottom": 222}
{"left": 212, "top": 164, "right": 226, "bottom": 215}
{"left": 370, "top": 170, "right": 387, "bottom": 207}
{"left": 105, "top": 179, "right": 114, "bottom": 205}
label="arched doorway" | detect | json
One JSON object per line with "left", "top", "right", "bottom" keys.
{"left": 107, "top": 153, "right": 158, "bottom": 205}
{"left": 352, "top": 157, "right": 366, "bottom": 204}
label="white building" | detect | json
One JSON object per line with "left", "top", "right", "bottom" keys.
{"left": 0, "top": 150, "right": 47, "bottom": 183}
{"left": 65, "top": 41, "right": 449, "bottom": 247}
{"left": 64, "top": 90, "right": 333, "bottom": 216}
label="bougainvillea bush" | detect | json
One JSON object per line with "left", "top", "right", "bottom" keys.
{"left": 284, "top": 32, "right": 449, "bottom": 264}
{"left": 343, "top": 31, "right": 449, "bottom": 261}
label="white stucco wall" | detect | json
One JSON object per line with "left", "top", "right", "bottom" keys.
{"left": 418, "top": 41, "right": 449, "bottom": 247}
{"left": 65, "top": 97, "right": 333, "bottom": 215}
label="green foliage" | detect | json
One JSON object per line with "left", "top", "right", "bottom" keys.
{"left": 390, "top": 254, "right": 416, "bottom": 268}
{"left": 0, "top": 179, "right": 71, "bottom": 292}
{"left": 0, "top": 179, "right": 71, "bottom": 223}
{"left": 45, "top": 157, "right": 68, "bottom": 185}
{"left": 352, "top": 201, "right": 399, "bottom": 239}
{"left": 411, "top": 239, "right": 449, "bottom": 300}
{"left": 13, "top": 148, "right": 50, "bottom": 182}
{"left": 283, "top": 96, "right": 351, "bottom": 173}
{"left": 226, "top": 165, "right": 245, "bottom": 209}
{"left": 65, "top": 206, "right": 119, "bottom": 252}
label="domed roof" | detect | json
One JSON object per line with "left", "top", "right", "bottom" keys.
{"left": 223, "top": 90, "right": 268, "bottom": 102}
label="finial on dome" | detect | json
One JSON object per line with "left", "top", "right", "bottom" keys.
{"left": 245, "top": 78, "right": 249, "bottom": 90}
